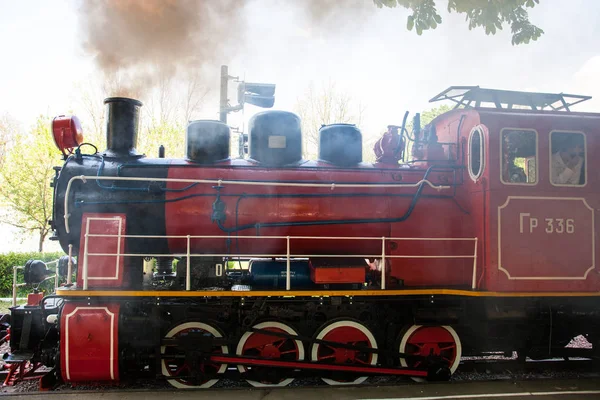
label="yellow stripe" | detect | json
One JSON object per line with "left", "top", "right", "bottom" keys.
{"left": 55, "top": 289, "right": 600, "bottom": 298}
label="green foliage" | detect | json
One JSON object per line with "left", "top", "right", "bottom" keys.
{"left": 373, "top": 0, "right": 543, "bottom": 44}
{"left": 138, "top": 118, "right": 186, "bottom": 158}
{"left": 405, "top": 104, "right": 453, "bottom": 133}
{"left": 421, "top": 104, "right": 453, "bottom": 125}
{"left": 0, "top": 114, "right": 18, "bottom": 167}
{"left": 0, "top": 116, "right": 59, "bottom": 252}
{"left": 0, "top": 251, "right": 64, "bottom": 297}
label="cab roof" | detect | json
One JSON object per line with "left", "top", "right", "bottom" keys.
{"left": 430, "top": 86, "right": 591, "bottom": 112}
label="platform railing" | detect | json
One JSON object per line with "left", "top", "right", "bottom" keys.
{"left": 81, "top": 233, "right": 479, "bottom": 292}
{"left": 11, "top": 259, "right": 60, "bottom": 307}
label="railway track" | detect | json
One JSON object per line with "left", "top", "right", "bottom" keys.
{"left": 458, "top": 358, "right": 600, "bottom": 374}
{"left": 2, "top": 357, "right": 599, "bottom": 394}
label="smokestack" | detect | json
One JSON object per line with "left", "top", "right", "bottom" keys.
{"left": 103, "top": 97, "right": 143, "bottom": 158}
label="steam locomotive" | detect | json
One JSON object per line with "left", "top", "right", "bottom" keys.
{"left": 6, "top": 86, "right": 600, "bottom": 388}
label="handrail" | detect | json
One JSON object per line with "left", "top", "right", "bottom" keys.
{"left": 80, "top": 233, "right": 479, "bottom": 292}
{"left": 63, "top": 175, "right": 451, "bottom": 234}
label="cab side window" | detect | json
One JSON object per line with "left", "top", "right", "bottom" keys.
{"left": 550, "top": 131, "right": 586, "bottom": 186}
{"left": 468, "top": 125, "right": 485, "bottom": 181}
{"left": 501, "top": 129, "right": 537, "bottom": 185}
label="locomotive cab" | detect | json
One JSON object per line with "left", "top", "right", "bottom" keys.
{"left": 428, "top": 86, "right": 600, "bottom": 293}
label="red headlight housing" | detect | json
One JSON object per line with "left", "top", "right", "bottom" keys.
{"left": 51, "top": 115, "right": 84, "bottom": 157}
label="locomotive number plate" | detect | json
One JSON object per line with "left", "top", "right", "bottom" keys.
{"left": 498, "top": 197, "right": 595, "bottom": 280}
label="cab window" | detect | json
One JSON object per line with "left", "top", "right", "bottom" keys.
{"left": 501, "top": 129, "right": 537, "bottom": 185}
{"left": 468, "top": 125, "right": 484, "bottom": 181}
{"left": 550, "top": 131, "right": 586, "bottom": 186}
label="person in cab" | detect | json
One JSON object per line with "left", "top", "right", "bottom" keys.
{"left": 551, "top": 135, "right": 584, "bottom": 185}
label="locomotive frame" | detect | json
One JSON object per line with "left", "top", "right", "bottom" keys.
{"left": 5, "top": 86, "right": 600, "bottom": 389}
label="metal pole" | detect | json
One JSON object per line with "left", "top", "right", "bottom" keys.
{"left": 186, "top": 235, "right": 191, "bottom": 291}
{"left": 219, "top": 65, "right": 229, "bottom": 124}
{"left": 286, "top": 236, "right": 291, "bottom": 291}
{"left": 83, "top": 220, "right": 90, "bottom": 290}
{"left": 471, "top": 237, "right": 478, "bottom": 290}
{"left": 67, "top": 244, "right": 73, "bottom": 285}
{"left": 381, "top": 237, "right": 386, "bottom": 290}
{"left": 12, "top": 266, "right": 17, "bottom": 307}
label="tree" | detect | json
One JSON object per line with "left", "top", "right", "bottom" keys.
{"left": 294, "top": 81, "right": 365, "bottom": 160}
{"left": 374, "top": 0, "right": 544, "bottom": 45}
{"left": 0, "top": 114, "right": 18, "bottom": 167}
{"left": 74, "top": 73, "right": 209, "bottom": 159}
{"left": 420, "top": 104, "right": 453, "bottom": 126}
{"left": 0, "top": 116, "right": 58, "bottom": 252}
{"left": 404, "top": 104, "right": 453, "bottom": 161}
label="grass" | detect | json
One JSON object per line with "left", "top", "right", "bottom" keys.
{"left": 0, "top": 300, "right": 25, "bottom": 315}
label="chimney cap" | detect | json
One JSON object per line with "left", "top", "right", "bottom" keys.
{"left": 103, "top": 97, "right": 143, "bottom": 107}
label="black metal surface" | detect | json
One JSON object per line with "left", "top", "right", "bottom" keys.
{"left": 248, "top": 111, "right": 302, "bottom": 166}
{"left": 186, "top": 120, "right": 230, "bottom": 164}
{"left": 9, "top": 306, "right": 46, "bottom": 353}
{"left": 103, "top": 97, "right": 143, "bottom": 158}
{"left": 23, "top": 260, "right": 50, "bottom": 285}
{"left": 318, "top": 123, "right": 362, "bottom": 166}
{"left": 52, "top": 155, "right": 170, "bottom": 265}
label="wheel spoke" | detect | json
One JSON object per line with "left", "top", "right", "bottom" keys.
{"left": 439, "top": 345, "right": 456, "bottom": 351}
{"left": 318, "top": 354, "right": 337, "bottom": 361}
{"left": 312, "top": 320, "right": 377, "bottom": 386}
{"left": 399, "top": 325, "right": 462, "bottom": 382}
{"left": 161, "top": 322, "right": 228, "bottom": 389}
{"left": 174, "top": 363, "right": 189, "bottom": 376}
{"left": 237, "top": 322, "right": 303, "bottom": 388}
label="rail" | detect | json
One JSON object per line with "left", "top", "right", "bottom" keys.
{"left": 11, "top": 259, "right": 60, "bottom": 307}
{"left": 63, "top": 175, "right": 451, "bottom": 234}
{"left": 81, "top": 233, "right": 479, "bottom": 292}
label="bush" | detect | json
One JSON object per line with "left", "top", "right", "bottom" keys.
{"left": 0, "top": 251, "right": 64, "bottom": 297}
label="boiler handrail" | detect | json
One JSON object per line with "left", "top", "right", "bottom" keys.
{"left": 63, "top": 175, "right": 451, "bottom": 234}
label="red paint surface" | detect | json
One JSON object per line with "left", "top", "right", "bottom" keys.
{"left": 314, "top": 324, "right": 374, "bottom": 365}
{"left": 26, "top": 293, "right": 44, "bottom": 307}
{"left": 51, "top": 115, "right": 83, "bottom": 155}
{"left": 209, "top": 355, "right": 428, "bottom": 377}
{"left": 60, "top": 303, "right": 119, "bottom": 382}
{"left": 240, "top": 328, "right": 300, "bottom": 360}
{"left": 403, "top": 326, "right": 459, "bottom": 368}
{"left": 310, "top": 265, "right": 365, "bottom": 284}
{"left": 159, "top": 107, "right": 600, "bottom": 293}
{"left": 77, "top": 213, "right": 126, "bottom": 288}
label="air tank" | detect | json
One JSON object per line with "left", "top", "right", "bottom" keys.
{"left": 186, "top": 120, "right": 230, "bottom": 163}
{"left": 319, "top": 123, "right": 362, "bottom": 166}
{"left": 248, "top": 111, "right": 302, "bottom": 166}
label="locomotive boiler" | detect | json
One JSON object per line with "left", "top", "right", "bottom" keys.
{"left": 6, "top": 86, "right": 600, "bottom": 389}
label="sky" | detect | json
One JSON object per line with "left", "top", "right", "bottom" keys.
{"left": 0, "top": 0, "right": 599, "bottom": 252}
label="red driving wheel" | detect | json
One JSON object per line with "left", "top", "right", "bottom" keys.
{"left": 236, "top": 321, "right": 304, "bottom": 387}
{"left": 399, "top": 325, "right": 462, "bottom": 381}
{"left": 311, "top": 319, "right": 378, "bottom": 385}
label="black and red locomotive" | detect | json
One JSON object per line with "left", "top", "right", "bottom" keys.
{"left": 6, "top": 86, "right": 600, "bottom": 388}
